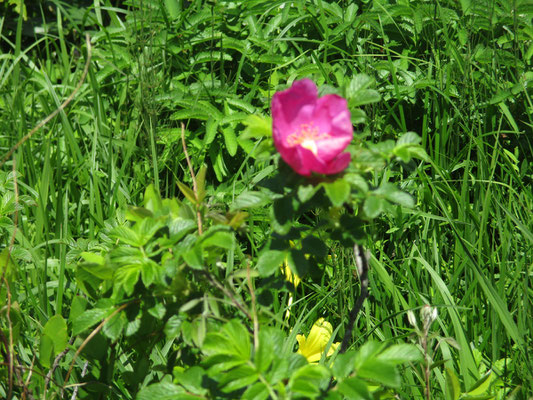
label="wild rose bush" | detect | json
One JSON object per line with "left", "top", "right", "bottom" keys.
{"left": 63, "top": 77, "right": 431, "bottom": 399}
{"left": 272, "top": 79, "right": 353, "bottom": 176}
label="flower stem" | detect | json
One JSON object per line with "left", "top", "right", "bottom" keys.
{"left": 340, "top": 244, "right": 370, "bottom": 354}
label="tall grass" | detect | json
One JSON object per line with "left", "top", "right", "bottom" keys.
{"left": 0, "top": 0, "right": 531, "bottom": 398}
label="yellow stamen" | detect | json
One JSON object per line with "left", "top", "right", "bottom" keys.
{"left": 286, "top": 123, "right": 330, "bottom": 155}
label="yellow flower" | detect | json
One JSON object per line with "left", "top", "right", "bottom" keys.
{"left": 283, "top": 259, "right": 301, "bottom": 288}
{"left": 296, "top": 318, "right": 340, "bottom": 363}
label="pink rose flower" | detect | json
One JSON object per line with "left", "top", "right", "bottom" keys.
{"left": 272, "top": 79, "right": 353, "bottom": 176}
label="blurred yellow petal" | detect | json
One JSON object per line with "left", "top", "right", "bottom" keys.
{"left": 296, "top": 318, "right": 340, "bottom": 363}
{"left": 283, "top": 260, "right": 301, "bottom": 288}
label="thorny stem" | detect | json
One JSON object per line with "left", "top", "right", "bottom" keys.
{"left": 339, "top": 244, "right": 370, "bottom": 354}
{"left": 181, "top": 123, "right": 203, "bottom": 235}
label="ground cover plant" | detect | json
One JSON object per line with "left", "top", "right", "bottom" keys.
{"left": 1, "top": 0, "right": 532, "bottom": 399}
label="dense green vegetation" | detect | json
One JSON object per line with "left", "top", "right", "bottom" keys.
{"left": 1, "top": 0, "right": 531, "bottom": 399}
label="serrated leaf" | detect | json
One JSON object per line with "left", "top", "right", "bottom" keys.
{"left": 80, "top": 252, "right": 105, "bottom": 266}
{"left": 205, "top": 117, "right": 219, "bottom": 145}
{"left": 73, "top": 307, "right": 113, "bottom": 335}
{"left": 40, "top": 315, "right": 68, "bottom": 367}
{"left": 222, "top": 126, "right": 238, "bottom": 156}
{"left": 102, "top": 311, "right": 126, "bottom": 341}
{"left": 143, "top": 183, "right": 163, "bottom": 213}
{"left": 289, "top": 364, "right": 330, "bottom": 398}
{"left": 220, "top": 364, "right": 259, "bottom": 393}
{"left": 297, "top": 184, "right": 319, "bottom": 202}
{"left": 241, "top": 114, "right": 272, "bottom": 139}
{"left": 242, "top": 382, "right": 269, "bottom": 400}
{"left": 256, "top": 249, "right": 286, "bottom": 277}
{"left": 338, "top": 377, "right": 372, "bottom": 400}
{"left": 324, "top": 179, "right": 351, "bottom": 207}
{"left": 183, "top": 245, "right": 204, "bottom": 270}
{"left": 201, "top": 229, "right": 234, "bottom": 250}
{"left": 377, "top": 344, "right": 422, "bottom": 364}
{"left": 358, "top": 359, "right": 400, "bottom": 387}
{"left": 363, "top": 197, "right": 387, "bottom": 218}
{"left": 396, "top": 131, "right": 421, "bottom": 146}
{"left": 110, "top": 225, "right": 143, "bottom": 247}
{"left": 168, "top": 218, "right": 197, "bottom": 239}
{"left": 114, "top": 264, "right": 141, "bottom": 295}
{"left": 231, "top": 190, "right": 270, "bottom": 210}
{"left": 137, "top": 382, "right": 195, "bottom": 400}
{"left": 333, "top": 351, "right": 357, "bottom": 379}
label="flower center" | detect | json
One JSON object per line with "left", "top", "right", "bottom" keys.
{"left": 286, "top": 123, "right": 330, "bottom": 155}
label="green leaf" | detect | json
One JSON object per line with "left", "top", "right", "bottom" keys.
{"left": 242, "top": 382, "right": 269, "bottom": 400}
{"left": 358, "top": 359, "right": 400, "bottom": 387}
{"left": 222, "top": 319, "right": 251, "bottom": 360}
{"left": 205, "top": 116, "right": 219, "bottom": 145}
{"left": 68, "top": 296, "right": 88, "bottom": 323}
{"left": 164, "top": 315, "right": 184, "bottom": 339}
{"left": 201, "top": 228, "right": 234, "bottom": 250}
{"left": 79, "top": 261, "right": 114, "bottom": 281}
{"left": 40, "top": 315, "right": 68, "bottom": 368}
{"left": 337, "top": 377, "right": 372, "bottom": 400}
{"left": 344, "top": 174, "right": 369, "bottom": 193}
{"left": 297, "top": 184, "right": 320, "bottom": 202}
{"left": 255, "top": 327, "right": 283, "bottom": 373}
{"left": 183, "top": 245, "right": 204, "bottom": 270}
{"left": 231, "top": 190, "right": 271, "bottom": 210}
{"left": 164, "top": 0, "right": 180, "bottom": 19}
{"left": 173, "top": 366, "right": 207, "bottom": 395}
{"left": 137, "top": 218, "right": 164, "bottom": 245}
{"left": 39, "top": 336, "right": 54, "bottom": 369}
{"left": 241, "top": 114, "right": 272, "bottom": 139}
{"left": 346, "top": 75, "right": 381, "bottom": 107}
{"left": 466, "top": 371, "right": 494, "bottom": 396}
{"left": 377, "top": 344, "right": 423, "bottom": 364}
{"left": 363, "top": 196, "right": 387, "bottom": 218}
{"left": 73, "top": 307, "right": 113, "bottom": 336}
{"left": 137, "top": 382, "right": 196, "bottom": 400}
{"left": 256, "top": 249, "right": 286, "bottom": 277}
{"left": 196, "top": 165, "right": 207, "bottom": 203}
{"left": 287, "top": 249, "right": 309, "bottom": 278}
{"left": 110, "top": 225, "right": 143, "bottom": 247}
{"left": 272, "top": 196, "right": 293, "bottom": 234}
{"left": 202, "top": 320, "right": 251, "bottom": 362}
{"left": 102, "top": 311, "right": 126, "bottom": 341}
{"left": 140, "top": 259, "right": 161, "bottom": 287}
{"left": 333, "top": 351, "right": 357, "bottom": 379}
{"left": 80, "top": 252, "right": 105, "bottom": 266}
{"left": 143, "top": 184, "right": 163, "bottom": 213}
{"left": 220, "top": 364, "right": 259, "bottom": 393}
{"left": 168, "top": 218, "right": 196, "bottom": 240}
{"left": 114, "top": 264, "right": 141, "bottom": 296}
{"left": 222, "top": 126, "right": 238, "bottom": 156}
{"left": 396, "top": 131, "right": 421, "bottom": 146}
{"left": 446, "top": 368, "right": 462, "bottom": 400}
{"left": 289, "top": 364, "right": 330, "bottom": 398}
{"left": 324, "top": 179, "right": 351, "bottom": 207}
{"left": 177, "top": 181, "right": 197, "bottom": 205}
